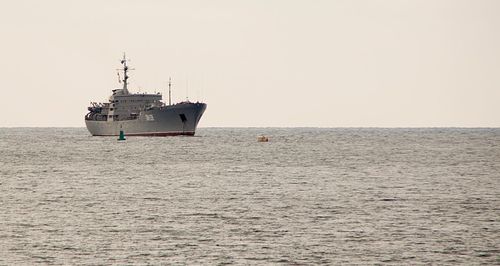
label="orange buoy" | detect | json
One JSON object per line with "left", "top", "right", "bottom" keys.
{"left": 257, "top": 136, "right": 269, "bottom": 142}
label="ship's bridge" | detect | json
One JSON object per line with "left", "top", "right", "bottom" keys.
{"left": 110, "top": 92, "right": 162, "bottom": 103}
{"left": 91, "top": 54, "right": 166, "bottom": 122}
{"left": 107, "top": 92, "right": 163, "bottom": 121}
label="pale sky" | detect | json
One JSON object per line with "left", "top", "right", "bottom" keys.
{"left": 0, "top": 0, "right": 499, "bottom": 127}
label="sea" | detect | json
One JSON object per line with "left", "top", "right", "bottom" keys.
{"left": 0, "top": 127, "right": 498, "bottom": 265}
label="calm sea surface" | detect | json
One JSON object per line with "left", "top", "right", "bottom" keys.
{"left": 0, "top": 128, "right": 498, "bottom": 265}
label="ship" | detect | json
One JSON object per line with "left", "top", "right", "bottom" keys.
{"left": 85, "top": 55, "right": 206, "bottom": 136}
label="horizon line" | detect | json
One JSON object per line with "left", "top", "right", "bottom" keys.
{"left": 1, "top": 126, "right": 499, "bottom": 129}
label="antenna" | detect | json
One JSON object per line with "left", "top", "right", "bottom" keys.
{"left": 201, "top": 74, "right": 204, "bottom": 102}
{"left": 185, "top": 78, "right": 189, "bottom": 101}
{"left": 117, "top": 53, "right": 134, "bottom": 94}
{"left": 122, "top": 53, "right": 129, "bottom": 93}
{"left": 168, "top": 77, "right": 172, "bottom": 106}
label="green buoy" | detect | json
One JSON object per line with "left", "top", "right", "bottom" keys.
{"left": 118, "top": 130, "right": 126, "bottom": 141}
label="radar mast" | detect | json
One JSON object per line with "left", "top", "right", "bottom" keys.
{"left": 118, "top": 53, "right": 133, "bottom": 94}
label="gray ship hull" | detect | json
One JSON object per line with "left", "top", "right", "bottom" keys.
{"left": 85, "top": 102, "right": 206, "bottom": 136}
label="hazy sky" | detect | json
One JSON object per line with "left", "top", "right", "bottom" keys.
{"left": 1, "top": 0, "right": 499, "bottom": 127}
